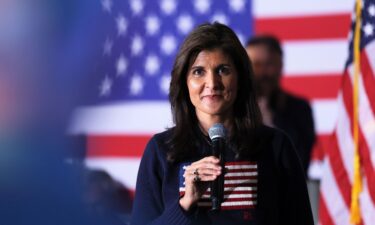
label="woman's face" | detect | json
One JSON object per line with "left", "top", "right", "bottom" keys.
{"left": 187, "top": 48, "right": 238, "bottom": 119}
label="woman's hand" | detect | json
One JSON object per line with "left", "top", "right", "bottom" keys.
{"left": 179, "top": 156, "right": 222, "bottom": 211}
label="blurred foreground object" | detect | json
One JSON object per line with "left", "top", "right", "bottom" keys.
{"left": 0, "top": 1, "right": 130, "bottom": 224}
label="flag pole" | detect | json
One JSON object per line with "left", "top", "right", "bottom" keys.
{"left": 350, "top": 0, "right": 362, "bottom": 224}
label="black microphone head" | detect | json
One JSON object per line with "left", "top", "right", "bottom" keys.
{"left": 208, "top": 123, "right": 226, "bottom": 140}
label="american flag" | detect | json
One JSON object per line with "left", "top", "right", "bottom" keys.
{"left": 68, "top": 0, "right": 354, "bottom": 211}
{"left": 69, "top": 0, "right": 252, "bottom": 191}
{"left": 318, "top": 0, "right": 375, "bottom": 224}
{"left": 179, "top": 161, "right": 258, "bottom": 210}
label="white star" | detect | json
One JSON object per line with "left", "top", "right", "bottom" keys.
{"left": 116, "top": 14, "right": 128, "bottom": 36}
{"left": 101, "top": 0, "right": 113, "bottom": 13}
{"left": 145, "top": 15, "right": 161, "bottom": 35}
{"left": 228, "top": 0, "right": 245, "bottom": 13}
{"left": 160, "top": 0, "right": 177, "bottom": 15}
{"left": 160, "top": 34, "right": 177, "bottom": 55}
{"left": 116, "top": 54, "right": 128, "bottom": 76}
{"left": 177, "top": 14, "right": 194, "bottom": 34}
{"left": 99, "top": 75, "right": 113, "bottom": 97}
{"left": 145, "top": 54, "right": 160, "bottom": 76}
{"left": 103, "top": 38, "right": 113, "bottom": 56}
{"left": 363, "top": 23, "right": 374, "bottom": 37}
{"left": 131, "top": 35, "right": 144, "bottom": 56}
{"left": 347, "top": 30, "right": 353, "bottom": 41}
{"left": 369, "top": 4, "right": 375, "bottom": 17}
{"left": 211, "top": 13, "right": 229, "bottom": 25}
{"left": 194, "top": 0, "right": 211, "bottom": 14}
{"left": 130, "top": 73, "right": 144, "bottom": 96}
{"left": 159, "top": 74, "right": 171, "bottom": 95}
{"left": 130, "top": 0, "right": 144, "bottom": 15}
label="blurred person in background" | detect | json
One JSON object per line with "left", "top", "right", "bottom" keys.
{"left": 246, "top": 36, "right": 316, "bottom": 176}
{"left": 84, "top": 169, "right": 133, "bottom": 222}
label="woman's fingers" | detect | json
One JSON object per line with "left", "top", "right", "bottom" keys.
{"left": 184, "top": 156, "right": 222, "bottom": 183}
{"left": 191, "top": 156, "right": 220, "bottom": 165}
{"left": 179, "top": 156, "right": 224, "bottom": 210}
{"left": 183, "top": 169, "right": 219, "bottom": 182}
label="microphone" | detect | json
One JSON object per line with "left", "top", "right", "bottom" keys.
{"left": 208, "top": 123, "right": 226, "bottom": 211}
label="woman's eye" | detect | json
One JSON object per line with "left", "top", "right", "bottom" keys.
{"left": 217, "top": 66, "right": 230, "bottom": 75}
{"left": 192, "top": 68, "right": 204, "bottom": 76}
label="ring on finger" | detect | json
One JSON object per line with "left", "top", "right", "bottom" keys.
{"left": 193, "top": 168, "right": 199, "bottom": 176}
{"left": 193, "top": 174, "right": 201, "bottom": 182}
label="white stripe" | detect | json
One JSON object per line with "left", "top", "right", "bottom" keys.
{"left": 253, "top": 0, "right": 353, "bottom": 18}
{"left": 360, "top": 177, "right": 375, "bottom": 225}
{"left": 68, "top": 101, "right": 172, "bottom": 135}
{"left": 365, "top": 42, "right": 375, "bottom": 78}
{"left": 307, "top": 160, "right": 324, "bottom": 180}
{"left": 312, "top": 99, "right": 338, "bottom": 134}
{"left": 225, "top": 164, "right": 257, "bottom": 169}
{"left": 85, "top": 157, "right": 140, "bottom": 190}
{"left": 179, "top": 186, "right": 258, "bottom": 192}
{"left": 224, "top": 186, "right": 257, "bottom": 191}
{"left": 198, "top": 201, "right": 257, "bottom": 207}
{"left": 283, "top": 39, "right": 347, "bottom": 76}
{"left": 225, "top": 172, "right": 258, "bottom": 177}
{"left": 221, "top": 201, "right": 257, "bottom": 207}
{"left": 348, "top": 65, "right": 375, "bottom": 169}
{"left": 201, "top": 194, "right": 257, "bottom": 199}
{"left": 224, "top": 179, "right": 257, "bottom": 184}
{"left": 320, "top": 158, "right": 350, "bottom": 225}
{"left": 68, "top": 96, "right": 338, "bottom": 136}
{"left": 336, "top": 94, "right": 354, "bottom": 184}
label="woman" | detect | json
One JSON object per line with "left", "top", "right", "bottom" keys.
{"left": 131, "top": 22, "right": 313, "bottom": 225}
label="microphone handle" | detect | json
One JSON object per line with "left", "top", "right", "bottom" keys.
{"left": 211, "top": 137, "right": 225, "bottom": 211}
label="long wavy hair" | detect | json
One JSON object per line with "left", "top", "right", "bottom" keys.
{"left": 167, "top": 22, "right": 262, "bottom": 162}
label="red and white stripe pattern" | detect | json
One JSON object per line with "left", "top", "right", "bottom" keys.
{"left": 252, "top": 0, "right": 354, "bottom": 180}
{"left": 318, "top": 0, "right": 375, "bottom": 223}
{"left": 179, "top": 161, "right": 258, "bottom": 210}
{"left": 68, "top": 0, "right": 355, "bottom": 193}
{"left": 319, "top": 51, "right": 375, "bottom": 225}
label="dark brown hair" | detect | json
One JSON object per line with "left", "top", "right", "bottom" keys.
{"left": 167, "top": 22, "right": 262, "bottom": 162}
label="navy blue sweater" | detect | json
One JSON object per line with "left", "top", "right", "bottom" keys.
{"left": 131, "top": 126, "right": 313, "bottom": 225}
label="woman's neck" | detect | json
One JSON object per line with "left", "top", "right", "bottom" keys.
{"left": 196, "top": 112, "right": 233, "bottom": 135}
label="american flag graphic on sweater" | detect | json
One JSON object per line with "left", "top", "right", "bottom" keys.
{"left": 179, "top": 161, "right": 258, "bottom": 210}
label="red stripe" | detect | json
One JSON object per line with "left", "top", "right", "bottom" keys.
{"left": 361, "top": 52, "right": 375, "bottom": 114}
{"left": 220, "top": 205, "right": 255, "bottom": 210}
{"left": 223, "top": 198, "right": 256, "bottom": 202}
{"left": 327, "top": 133, "right": 352, "bottom": 207}
{"left": 358, "top": 129, "right": 375, "bottom": 204}
{"left": 319, "top": 196, "right": 335, "bottom": 225}
{"left": 311, "top": 134, "right": 331, "bottom": 161}
{"left": 255, "top": 13, "right": 351, "bottom": 41}
{"left": 198, "top": 204, "right": 256, "bottom": 210}
{"left": 227, "top": 168, "right": 257, "bottom": 173}
{"left": 191, "top": 190, "right": 257, "bottom": 195}
{"left": 281, "top": 74, "right": 342, "bottom": 100}
{"left": 87, "top": 135, "right": 151, "bottom": 157}
{"left": 225, "top": 161, "right": 257, "bottom": 166}
{"left": 224, "top": 176, "right": 257, "bottom": 180}
{"left": 224, "top": 184, "right": 257, "bottom": 188}
{"left": 223, "top": 191, "right": 257, "bottom": 195}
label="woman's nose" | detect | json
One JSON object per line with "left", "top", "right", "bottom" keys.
{"left": 205, "top": 71, "right": 222, "bottom": 90}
